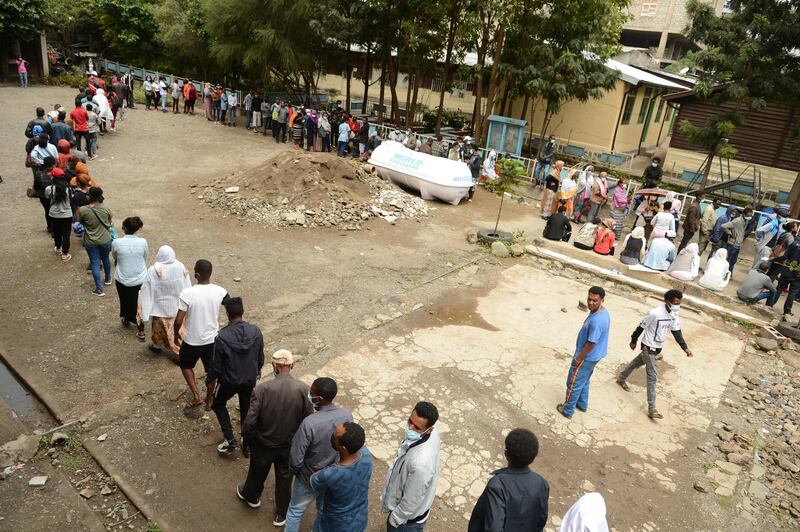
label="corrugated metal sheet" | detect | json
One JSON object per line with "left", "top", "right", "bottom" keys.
{"left": 668, "top": 96, "right": 800, "bottom": 172}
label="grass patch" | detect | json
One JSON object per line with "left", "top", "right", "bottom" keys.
{"left": 58, "top": 449, "right": 89, "bottom": 474}
{"left": 727, "top": 318, "right": 758, "bottom": 331}
{"left": 143, "top": 523, "right": 163, "bottom": 532}
{"left": 717, "top": 494, "right": 734, "bottom": 507}
{"left": 702, "top": 462, "right": 715, "bottom": 472}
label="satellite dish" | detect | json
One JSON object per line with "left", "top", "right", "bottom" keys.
{"left": 679, "top": 67, "right": 690, "bottom": 74}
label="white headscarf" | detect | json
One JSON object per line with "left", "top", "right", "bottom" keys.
{"left": 559, "top": 492, "right": 609, "bottom": 532}
{"left": 138, "top": 245, "right": 191, "bottom": 321}
{"left": 698, "top": 248, "right": 731, "bottom": 290}
{"left": 483, "top": 151, "right": 498, "bottom": 180}
{"left": 92, "top": 88, "right": 113, "bottom": 120}
{"left": 623, "top": 226, "right": 647, "bottom": 259}
{"left": 668, "top": 243, "right": 700, "bottom": 280}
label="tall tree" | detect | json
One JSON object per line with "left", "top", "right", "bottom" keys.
{"left": 93, "top": 0, "right": 160, "bottom": 64}
{"left": 0, "top": 0, "right": 47, "bottom": 44}
{"left": 152, "top": 0, "right": 215, "bottom": 78}
{"left": 433, "top": 0, "right": 463, "bottom": 134}
{"left": 683, "top": 0, "right": 800, "bottom": 191}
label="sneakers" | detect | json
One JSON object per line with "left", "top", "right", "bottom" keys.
{"left": 61, "top": 253, "right": 72, "bottom": 262}
{"left": 54, "top": 246, "right": 62, "bottom": 255}
{"left": 236, "top": 484, "right": 261, "bottom": 508}
{"left": 272, "top": 515, "right": 286, "bottom": 527}
{"left": 91, "top": 288, "right": 106, "bottom": 297}
{"left": 104, "top": 279, "right": 112, "bottom": 286}
{"left": 217, "top": 438, "right": 240, "bottom": 456}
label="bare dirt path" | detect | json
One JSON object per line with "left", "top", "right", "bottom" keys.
{"left": 0, "top": 85, "right": 796, "bottom": 532}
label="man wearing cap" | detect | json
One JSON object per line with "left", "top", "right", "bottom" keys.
{"left": 237, "top": 349, "right": 313, "bottom": 527}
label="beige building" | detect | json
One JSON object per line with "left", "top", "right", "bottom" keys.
{"left": 621, "top": 0, "right": 730, "bottom": 64}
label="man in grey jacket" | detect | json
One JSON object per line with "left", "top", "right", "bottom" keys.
{"left": 237, "top": 349, "right": 312, "bottom": 527}
{"left": 284, "top": 377, "right": 352, "bottom": 532}
{"left": 382, "top": 401, "right": 441, "bottom": 531}
{"left": 722, "top": 206, "right": 754, "bottom": 273}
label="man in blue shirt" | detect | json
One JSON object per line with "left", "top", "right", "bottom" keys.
{"left": 557, "top": 286, "right": 611, "bottom": 419}
{"left": 310, "top": 422, "right": 372, "bottom": 532}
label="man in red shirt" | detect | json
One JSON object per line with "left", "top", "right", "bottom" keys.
{"left": 70, "top": 104, "right": 90, "bottom": 153}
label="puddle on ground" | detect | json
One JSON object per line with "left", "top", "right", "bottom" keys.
{"left": 406, "top": 290, "right": 499, "bottom": 331}
{"left": 0, "top": 358, "right": 52, "bottom": 427}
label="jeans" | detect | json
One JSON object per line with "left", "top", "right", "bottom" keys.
{"left": 726, "top": 243, "right": 741, "bottom": 273}
{"left": 160, "top": 93, "right": 167, "bottom": 111}
{"left": 172, "top": 96, "right": 180, "bottom": 113}
{"left": 387, "top": 518, "right": 426, "bottom": 531}
{"left": 338, "top": 140, "right": 348, "bottom": 156}
{"left": 533, "top": 160, "right": 550, "bottom": 185}
{"left": 562, "top": 358, "right": 599, "bottom": 416}
{"left": 618, "top": 346, "right": 659, "bottom": 412}
{"left": 245, "top": 110, "right": 252, "bottom": 128}
{"left": 211, "top": 381, "right": 255, "bottom": 441}
{"left": 284, "top": 479, "right": 323, "bottom": 532}
{"left": 587, "top": 202, "right": 602, "bottom": 222}
{"left": 276, "top": 122, "right": 287, "bottom": 142}
{"left": 20, "top": 72, "right": 28, "bottom": 88}
{"left": 241, "top": 442, "right": 293, "bottom": 513}
{"left": 740, "top": 291, "right": 771, "bottom": 305}
{"left": 51, "top": 217, "right": 72, "bottom": 254}
{"left": 227, "top": 106, "right": 237, "bottom": 126}
{"left": 85, "top": 240, "right": 113, "bottom": 291}
{"left": 75, "top": 131, "right": 90, "bottom": 154}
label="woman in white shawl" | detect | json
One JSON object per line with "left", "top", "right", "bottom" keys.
{"left": 699, "top": 248, "right": 732, "bottom": 290}
{"left": 482, "top": 150, "right": 498, "bottom": 182}
{"left": 620, "top": 226, "right": 647, "bottom": 265}
{"left": 667, "top": 242, "right": 700, "bottom": 281}
{"left": 92, "top": 88, "right": 114, "bottom": 132}
{"left": 559, "top": 492, "right": 609, "bottom": 532}
{"left": 138, "top": 245, "right": 191, "bottom": 355}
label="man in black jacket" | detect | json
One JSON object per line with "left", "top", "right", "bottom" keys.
{"left": 642, "top": 156, "right": 663, "bottom": 189}
{"left": 210, "top": 297, "right": 264, "bottom": 457}
{"left": 468, "top": 428, "right": 549, "bottom": 532}
{"left": 543, "top": 205, "right": 572, "bottom": 242}
{"left": 25, "top": 107, "right": 53, "bottom": 139}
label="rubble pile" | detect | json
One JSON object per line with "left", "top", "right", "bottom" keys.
{"left": 198, "top": 152, "right": 429, "bottom": 229}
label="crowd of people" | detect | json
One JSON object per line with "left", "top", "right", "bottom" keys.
{"left": 539, "top": 156, "right": 800, "bottom": 319}
{"left": 20, "top": 71, "right": 621, "bottom": 531}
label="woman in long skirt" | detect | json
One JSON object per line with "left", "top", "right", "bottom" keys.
{"left": 137, "top": 245, "right": 191, "bottom": 356}
{"left": 609, "top": 177, "right": 630, "bottom": 239}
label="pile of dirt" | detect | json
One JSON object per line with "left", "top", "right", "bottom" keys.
{"left": 199, "top": 151, "right": 429, "bottom": 229}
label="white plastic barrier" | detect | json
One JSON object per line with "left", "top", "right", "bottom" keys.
{"left": 369, "top": 141, "right": 473, "bottom": 205}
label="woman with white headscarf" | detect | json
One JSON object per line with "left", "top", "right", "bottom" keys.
{"left": 482, "top": 150, "right": 498, "bottom": 182}
{"left": 620, "top": 226, "right": 647, "bottom": 265}
{"left": 92, "top": 88, "right": 114, "bottom": 133}
{"left": 138, "top": 245, "right": 191, "bottom": 355}
{"left": 699, "top": 248, "right": 732, "bottom": 290}
{"left": 559, "top": 492, "right": 609, "bottom": 532}
{"left": 667, "top": 242, "right": 700, "bottom": 281}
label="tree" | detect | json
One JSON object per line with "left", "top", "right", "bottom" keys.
{"left": 0, "top": 0, "right": 47, "bottom": 43}
{"left": 152, "top": 0, "right": 215, "bottom": 78}
{"left": 93, "top": 0, "right": 160, "bottom": 64}
{"left": 683, "top": 0, "right": 800, "bottom": 191}
{"left": 486, "top": 158, "right": 525, "bottom": 235}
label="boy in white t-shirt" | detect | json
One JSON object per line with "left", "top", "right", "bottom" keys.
{"left": 174, "top": 259, "right": 228, "bottom": 415}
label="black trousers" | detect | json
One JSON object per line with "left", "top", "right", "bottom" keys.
{"left": 39, "top": 196, "right": 52, "bottom": 232}
{"left": 115, "top": 281, "right": 143, "bottom": 329}
{"left": 678, "top": 229, "right": 695, "bottom": 252}
{"left": 211, "top": 380, "right": 255, "bottom": 441}
{"left": 51, "top": 217, "right": 71, "bottom": 253}
{"left": 241, "top": 441, "right": 292, "bottom": 512}
{"left": 74, "top": 131, "right": 90, "bottom": 152}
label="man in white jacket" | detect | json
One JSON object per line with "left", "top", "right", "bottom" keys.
{"left": 381, "top": 401, "right": 440, "bottom": 531}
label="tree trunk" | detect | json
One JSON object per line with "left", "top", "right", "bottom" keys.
{"left": 789, "top": 172, "right": 800, "bottom": 218}
{"left": 493, "top": 193, "right": 505, "bottom": 234}
{"left": 404, "top": 70, "right": 413, "bottom": 122}
{"left": 345, "top": 41, "right": 352, "bottom": 112}
{"left": 479, "top": 27, "right": 505, "bottom": 144}
{"left": 519, "top": 94, "right": 530, "bottom": 120}
{"left": 408, "top": 73, "right": 421, "bottom": 127}
{"left": 378, "top": 59, "right": 387, "bottom": 122}
{"left": 537, "top": 106, "right": 552, "bottom": 158}
{"left": 389, "top": 56, "right": 400, "bottom": 123}
{"left": 700, "top": 151, "right": 715, "bottom": 191}
{"left": 434, "top": 8, "right": 458, "bottom": 135}
{"left": 362, "top": 45, "right": 372, "bottom": 110}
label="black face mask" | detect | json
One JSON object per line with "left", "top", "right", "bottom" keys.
{"left": 330, "top": 434, "right": 338, "bottom": 452}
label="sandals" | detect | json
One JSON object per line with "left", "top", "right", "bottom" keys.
{"left": 136, "top": 331, "right": 146, "bottom": 342}
{"left": 555, "top": 404, "right": 572, "bottom": 419}
{"left": 616, "top": 380, "right": 630, "bottom": 391}
{"left": 648, "top": 410, "right": 664, "bottom": 420}
{"left": 183, "top": 400, "right": 204, "bottom": 416}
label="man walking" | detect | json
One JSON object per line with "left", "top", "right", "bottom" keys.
{"left": 468, "top": 428, "right": 549, "bottom": 532}
{"left": 277, "top": 101, "right": 289, "bottom": 142}
{"left": 617, "top": 289, "right": 694, "bottom": 420}
{"left": 227, "top": 90, "right": 238, "bottom": 127}
{"left": 535, "top": 135, "right": 556, "bottom": 185}
{"left": 678, "top": 192, "right": 703, "bottom": 251}
{"left": 174, "top": 260, "right": 228, "bottom": 414}
{"left": 721, "top": 206, "right": 753, "bottom": 272}
{"left": 557, "top": 286, "right": 611, "bottom": 419}
{"left": 244, "top": 89, "right": 253, "bottom": 129}
{"left": 237, "top": 349, "right": 312, "bottom": 526}
{"left": 285, "top": 377, "right": 352, "bottom": 531}
{"left": 698, "top": 198, "right": 721, "bottom": 255}
{"left": 251, "top": 92, "right": 263, "bottom": 132}
{"left": 122, "top": 71, "right": 135, "bottom": 109}
{"left": 382, "top": 401, "right": 441, "bottom": 531}
{"left": 210, "top": 297, "right": 264, "bottom": 457}
{"left": 310, "top": 422, "right": 373, "bottom": 532}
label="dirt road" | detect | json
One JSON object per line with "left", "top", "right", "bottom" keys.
{"left": 0, "top": 85, "right": 794, "bottom": 532}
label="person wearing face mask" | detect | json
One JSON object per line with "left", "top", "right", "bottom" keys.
{"left": 237, "top": 349, "right": 312, "bottom": 522}
{"left": 310, "top": 422, "right": 373, "bottom": 532}
{"left": 382, "top": 401, "right": 441, "bottom": 531}
{"left": 285, "top": 377, "right": 352, "bottom": 531}
{"left": 210, "top": 297, "right": 264, "bottom": 457}
{"left": 642, "top": 157, "right": 663, "bottom": 189}
{"left": 617, "top": 289, "right": 694, "bottom": 420}
{"left": 721, "top": 206, "right": 754, "bottom": 273}
{"left": 173, "top": 260, "right": 229, "bottom": 414}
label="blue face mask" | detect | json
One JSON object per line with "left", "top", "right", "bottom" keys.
{"left": 404, "top": 427, "right": 423, "bottom": 442}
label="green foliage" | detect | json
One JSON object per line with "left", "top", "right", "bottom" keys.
{"left": 40, "top": 73, "right": 85, "bottom": 86}
{"left": 0, "top": 0, "right": 47, "bottom": 42}
{"left": 422, "top": 108, "right": 466, "bottom": 132}
{"left": 152, "top": 0, "right": 213, "bottom": 78}
{"left": 142, "top": 523, "right": 163, "bottom": 532}
{"left": 92, "top": 0, "right": 159, "bottom": 63}
{"left": 488, "top": 159, "right": 525, "bottom": 196}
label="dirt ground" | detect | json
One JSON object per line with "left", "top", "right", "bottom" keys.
{"left": 0, "top": 85, "right": 796, "bottom": 532}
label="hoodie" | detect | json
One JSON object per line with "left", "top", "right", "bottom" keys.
{"left": 209, "top": 320, "right": 264, "bottom": 384}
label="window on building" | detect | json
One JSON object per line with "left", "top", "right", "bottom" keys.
{"left": 641, "top": 1, "right": 658, "bottom": 16}
{"left": 637, "top": 87, "right": 652, "bottom": 124}
{"left": 664, "top": 104, "right": 673, "bottom": 122}
{"left": 621, "top": 90, "right": 637, "bottom": 125}
{"left": 654, "top": 98, "right": 664, "bottom": 122}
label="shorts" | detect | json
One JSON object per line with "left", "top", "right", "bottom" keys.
{"left": 179, "top": 342, "right": 214, "bottom": 372}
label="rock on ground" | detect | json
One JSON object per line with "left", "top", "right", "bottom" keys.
{"left": 491, "top": 241, "right": 510, "bottom": 258}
